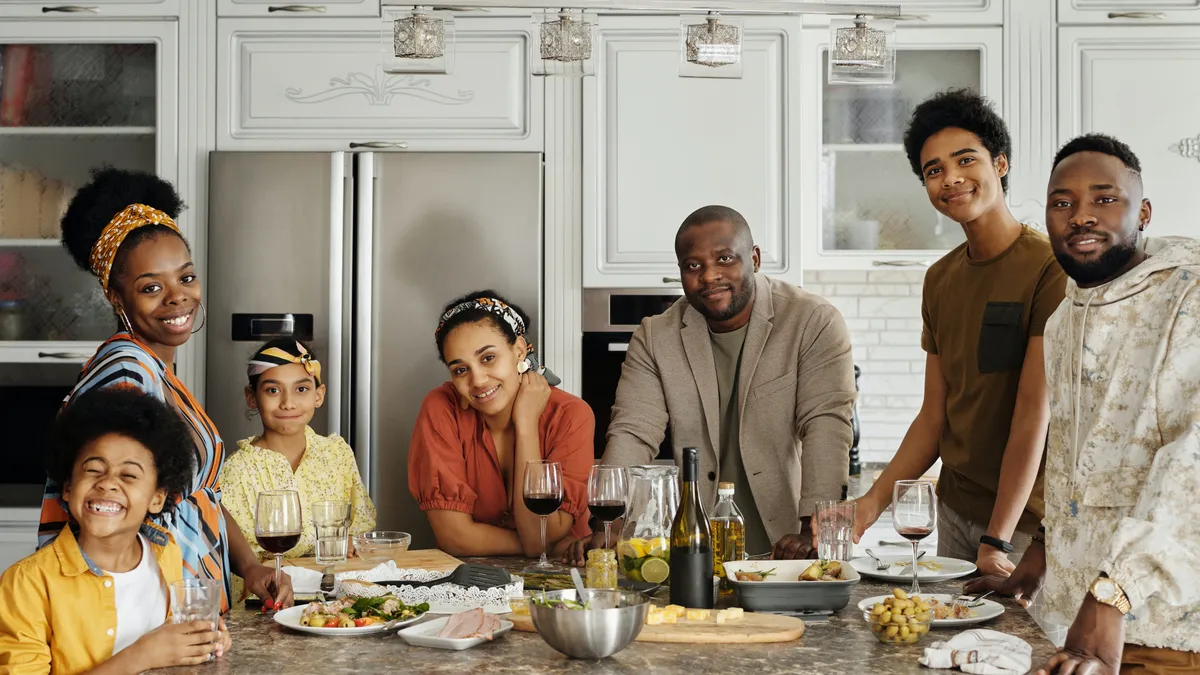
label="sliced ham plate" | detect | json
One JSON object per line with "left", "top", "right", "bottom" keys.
{"left": 437, "top": 608, "right": 501, "bottom": 641}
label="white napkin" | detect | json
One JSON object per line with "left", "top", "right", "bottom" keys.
{"left": 918, "top": 629, "right": 1033, "bottom": 675}
{"left": 281, "top": 566, "right": 323, "bottom": 595}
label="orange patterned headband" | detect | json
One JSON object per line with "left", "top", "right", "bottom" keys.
{"left": 88, "top": 203, "right": 181, "bottom": 292}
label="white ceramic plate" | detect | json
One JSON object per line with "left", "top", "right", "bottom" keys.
{"left": 849, "top": 555, "right": 977, "bottom": 583}
{"left": 397, "top": 616, "right": 513, "bottom": 650}
{"left": 857, "top": 594, "right": 1005, "bottom": 626}
{"left": 272, "top": 605, "right": 424, "bottom": 636}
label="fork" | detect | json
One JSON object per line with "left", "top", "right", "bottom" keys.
{"left": 951, "top": 590, "right": 994, "bottom": 608}
{"left": 864, "top": 549, "right": 891, "bottom": 570}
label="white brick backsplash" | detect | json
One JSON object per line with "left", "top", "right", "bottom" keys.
{"left": 859, "top": 296, "right": 922, "bottom": 318}
{"left": 880, "top": 331, "right": 920, "bottom": 346}
{"left": 806, "top": 269, "right": 926, "bottom": 465}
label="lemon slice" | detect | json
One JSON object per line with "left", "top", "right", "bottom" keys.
{"left": 648, "top": 537, "right": 669, "bottom": 557}
{"left": 641, "top": 557, "right": 670, "bottom": 584}
{"left": 617, "top": 540, "right": 639, "bottom": 560}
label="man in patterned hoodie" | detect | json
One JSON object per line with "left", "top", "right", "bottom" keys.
{"left": 968, "top": 133, "right": 1200, "bottom": 674}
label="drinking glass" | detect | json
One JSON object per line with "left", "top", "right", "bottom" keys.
{"left": 587, "top": 465, "right": 628, "bottom": 550}
{"left": 892, "top": 480, "right": 937, "bottom": 595}
{"left": 814, "top": 500, "right": 856, "bottom": 562}
{"left": 523, "top": 460, "right": 563, "bottom": 570}
{"left": 255, "top": 490, "right": 302, "bottom": 600}
{"left": 312, "top": 499, "right": 351, "bottom": 565}
{"left": 169, "top": 579, "right": 221, "bottom": 662}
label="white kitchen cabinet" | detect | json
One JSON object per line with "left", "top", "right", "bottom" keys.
{"left": 1059, "top": 25, "right": 1200, "bottom": 239}
{"left": 217, "top": 17, "right": 542, "bottom": 151}
{"left": 0, "top": 1, "right": 178, "bottom": 17}
{"left": 805, "top": 0, "right": 1001, "bottom": 26}
{"left": 218, "top": 0, "right": 379, "bottom": 17}
{"left": 0, "top": 20, "right": 178, "bottom": 359}
{"left": 0, "top": 508, "right": 39, "bottom": 576}
{"left": 1058, "top": 1, "right": 1200, "bottom": 24}
{"left": 583, "top": 15, "right": 802, "bottom": 289}
{"left": 801, "top": 27, "right": 1002, "bottom": 271}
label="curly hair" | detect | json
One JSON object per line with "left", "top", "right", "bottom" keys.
{"left": 1052, "top": 133, "right": 1142, "bottom": 174}
{"left": 434, "top": 289, "right": 530, "bottom": 363}
{"left": 903, "top": 89, "right": 1012, "bottom": 193}
{"left": 60, "top": 167, "right": 188, "bottom": 290}
{"left": 51, "top": 388, "right": 194, "bottom": 505}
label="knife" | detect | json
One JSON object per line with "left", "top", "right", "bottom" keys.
{"left": 320, "top": 565, "right": 336, "bottom": 601}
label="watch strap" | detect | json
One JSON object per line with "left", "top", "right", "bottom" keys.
{"left": 979, "top": 534, "right": 1015, "bottom": 554}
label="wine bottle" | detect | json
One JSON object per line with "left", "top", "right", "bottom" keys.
{"left": 670, "top": 447, "right": 714, "bottom": 608}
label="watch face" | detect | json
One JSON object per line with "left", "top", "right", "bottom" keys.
{"left": 1095, "top": 579, "right": 1117, "bottom": 601}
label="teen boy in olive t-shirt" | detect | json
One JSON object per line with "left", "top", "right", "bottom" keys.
{"left": 853, "top": 90, "right": 1067, "bottom": 579}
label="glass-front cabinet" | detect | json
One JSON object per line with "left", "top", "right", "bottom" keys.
{"left": 800, "top": 27, "right": 1002, "bottom": 270}
{"left": 0, "top": 21, "right": 176, "bottom": 364}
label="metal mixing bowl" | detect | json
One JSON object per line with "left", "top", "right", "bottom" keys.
{"left": 528, "top": 589, "right": 650, "bottom": 659}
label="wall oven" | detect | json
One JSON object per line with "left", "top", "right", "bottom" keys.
{"left": 582, "top": 289, "right": 684, "bottom": 461}
{"left": 0, "top": 362, "right": 79, "bottom": 506}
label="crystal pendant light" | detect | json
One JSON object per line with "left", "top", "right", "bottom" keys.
{"left": 828, "top": 14, "right": 895, "bottom": 85}
{"left": 679, "top": 12, "right": 744, "bottom": 79}
{"left": 382, "top": 7, "right": 455, "bottom": 74}
{"left": 531, "top": 9, "right": 598, "bottom": 77}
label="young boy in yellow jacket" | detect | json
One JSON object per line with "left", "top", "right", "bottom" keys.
{"left": 0, "top": 389, "right": 231, "bottom": 675}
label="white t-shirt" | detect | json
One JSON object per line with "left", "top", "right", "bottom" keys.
{"left": 105, "top": 534, "right": 168, "bottom": 655}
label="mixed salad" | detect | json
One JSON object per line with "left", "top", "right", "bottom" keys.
{"left": 299, "top": 595, "right": 430, "bottom": 628}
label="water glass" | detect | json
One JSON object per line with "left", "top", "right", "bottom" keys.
{"left": 814, "top": 500, "right": 856, "bottom": 561}
{"left": 312, "top": 499, "right": 351, "bottom": 565}
{"left": 169, "top": 579, "right": 221, "bottom": 662}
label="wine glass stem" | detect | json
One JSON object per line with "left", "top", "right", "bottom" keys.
{"left": 274, "top": 553, "right": 283, "bottom": 599}
{"left": 539, "top": 515, "right": 548, "bottom": 566}
{"left": 910, "top": 541, "right": 920, "bottom": 595}
{"left": 603, "top": 521, "right": 612, "bottom": 550}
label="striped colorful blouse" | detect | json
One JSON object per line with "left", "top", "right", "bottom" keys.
{"left": 37, "top": 332, "right": 232, "bottom": 612}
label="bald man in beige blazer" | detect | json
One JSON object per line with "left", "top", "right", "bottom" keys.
{"left": 565, "top": 205, "right": 856, "bottom": 564}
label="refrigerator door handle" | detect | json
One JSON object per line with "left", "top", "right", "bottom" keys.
{"left": 326, "top": 152, "right": 346, "bottom": 437}
{"left": 355, "top": 152, "right": 376, "bottom": 493}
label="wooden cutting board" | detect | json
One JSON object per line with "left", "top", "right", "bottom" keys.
{"left": 509, "top": 609, "right": 805, "bottom": 644}
{"left": 285, "top": 549, "right": 463, "bottom": 573}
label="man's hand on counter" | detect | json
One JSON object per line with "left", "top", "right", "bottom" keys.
{"left": 772, "top": 517, "right": 817, "bottom": 560}
{"left": 965, "top": 538, "right": 1045, "bottom": 609}
{"left": 1036, "top": 595, "right": 1124, "bottom": 675}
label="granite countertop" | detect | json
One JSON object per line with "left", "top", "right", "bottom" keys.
{"left": 157, "top": 556, "right": 1058, "bottom": 675}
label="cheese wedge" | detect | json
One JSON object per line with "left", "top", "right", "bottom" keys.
{"left": 664, "top": 604, "right": 686, "bottom": 618}
{"left": 646, "top": 609, "right": 664, "bottom": 625}
{"left": 661, "top": 610, "right": 677, "bottom": 624}
{"left": 724, "top": 607, "right": 744, "bottom": 620}
{"left": 685, "top": 609, "right": 710, "bottom": 621}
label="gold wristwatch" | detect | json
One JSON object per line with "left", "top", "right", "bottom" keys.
{"left": 1089, "top": 575, "right": 1132, "bottom": 615}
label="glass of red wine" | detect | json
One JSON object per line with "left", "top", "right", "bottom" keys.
{"left": 523, "top": 460, "right": 563, "bottom": 570}
{"left": 255, "top": 489, "right": 302, "bottom": 602}
{"left": 587, "top": 465, "right": 628, "bottom": 550}
{"left": 892, "top": 480, "right": 937, "bottom": 595}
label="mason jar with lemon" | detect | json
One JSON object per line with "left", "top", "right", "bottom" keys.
{"left": 616, "top": 536, "right": 671, "bottom": 584}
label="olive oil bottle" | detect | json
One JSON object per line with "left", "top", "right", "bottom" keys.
{"left": 669, "top": 447, "right": 714, "bottom": 608}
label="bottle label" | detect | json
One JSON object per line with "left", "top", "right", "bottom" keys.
{"left": 669, "top": 547, "right": 714, "bottom": 609}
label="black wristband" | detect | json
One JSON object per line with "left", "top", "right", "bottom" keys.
{"left": 979, "top": 534, "right": 1014, "bottom": 554}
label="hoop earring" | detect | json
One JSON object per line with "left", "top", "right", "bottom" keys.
{"left": 116, "top": 306, "right": 134, "bottom": 335}
{"left": 191, "top": 301, "right": 208, "bottom": 335}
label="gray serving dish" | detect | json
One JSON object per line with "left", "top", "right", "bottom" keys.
{"left": 723, "top": 559, "right": 860, "bottom": 612}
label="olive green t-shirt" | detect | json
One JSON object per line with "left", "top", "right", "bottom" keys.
{"left": 710, "top": 324, "right": 772, "bottom": 555}
{"left": 921, "top": 226, "right": 1067, "bottom": 534}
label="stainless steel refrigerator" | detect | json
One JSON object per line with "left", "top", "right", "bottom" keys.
{"left": 206, "top": 152, "right": 543, "bottom": 549}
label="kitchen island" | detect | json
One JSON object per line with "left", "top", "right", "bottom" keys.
{"left": 159, "top": 557, "right": 1058, "bottom": 675}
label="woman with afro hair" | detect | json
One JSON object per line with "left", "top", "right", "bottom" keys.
{"left": 37, "top": 167, "right": 294, "bottom": 613}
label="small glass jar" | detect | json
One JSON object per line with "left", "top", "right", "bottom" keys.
{"left": 586, "top": 549, "right": 618, "bottom": 589}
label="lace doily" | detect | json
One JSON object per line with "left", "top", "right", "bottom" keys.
{"left": 334, "top": 562, "right": 522, "bottom": 615}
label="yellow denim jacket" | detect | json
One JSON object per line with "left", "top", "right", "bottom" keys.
{"left": 0, "top": 523, "right": 183, "bottom": 675}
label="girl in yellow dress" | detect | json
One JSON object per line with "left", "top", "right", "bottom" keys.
{"left": 220, "top": 339, "right": 376, "bottom": 597}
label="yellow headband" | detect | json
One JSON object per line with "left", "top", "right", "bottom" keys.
{"left": 89, "top": 203, "right": 181, "bottom": 292}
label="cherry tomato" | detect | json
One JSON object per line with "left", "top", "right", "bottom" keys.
{"left": 353, "top": 618, "right": 370, "bottom": 627}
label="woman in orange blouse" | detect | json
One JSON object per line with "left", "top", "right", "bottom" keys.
{"left": 409, "top": 290, "right": 593, "bottom": 558}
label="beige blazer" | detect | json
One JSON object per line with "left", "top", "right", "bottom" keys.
{"left": 601, "top": 274, "right": 855, "bottom": 544}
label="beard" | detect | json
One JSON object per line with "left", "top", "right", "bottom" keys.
{"left": 1055, "top": 239, "right": 1139, "bottom": 287}
{"left": 690, "top": 277, "right": 755, "bottom": 322}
